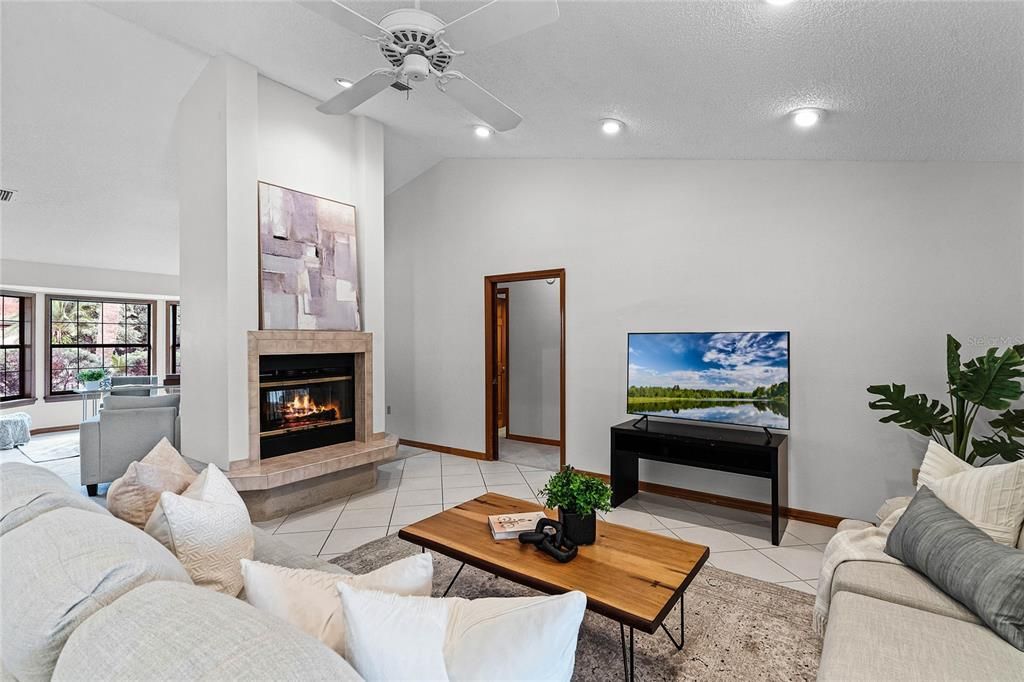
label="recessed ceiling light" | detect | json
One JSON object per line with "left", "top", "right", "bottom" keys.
{"left": 601, "top": 118, "right": 624, "bottom": 135}
{"left": 791, "top": 108, "right": 824, "bottom": 128}
{"left": 334, "top": 78, "right": 353, "bottom": 88}
{"left": 473, "top": 125, "right": 493, "bottom": 139}
{"left": 765, "top": 0, "right": 796, "bottom": 6}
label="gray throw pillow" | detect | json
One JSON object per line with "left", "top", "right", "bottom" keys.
{"left": 885, "top": 486, "right": 1024, "bottom": 651}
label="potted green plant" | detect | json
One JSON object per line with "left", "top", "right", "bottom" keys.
{"left": 539, "top": 466, "right": 612, "bottom": 545}
{"left": 868, "top": 335, "right": 1023, "bottom": 465}
{"left": 77, "top": 369, "right": 107, "bottom": 392}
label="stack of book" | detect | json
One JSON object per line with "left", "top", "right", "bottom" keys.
{"left": 487, "top": 512, "right": 546, "bottom": 540}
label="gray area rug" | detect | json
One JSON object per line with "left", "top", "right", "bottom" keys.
{"left": 331, "top": 534, "right": 821, "bottom": 681}
{"left": 17, "top": 432, "right": 80, "bottom": 463}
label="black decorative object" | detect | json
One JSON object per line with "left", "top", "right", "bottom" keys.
{"left": 519, "top": 518, "right": 578, "bottom": 563}
{"left": 558, "top": 508, "right": 596, "bottom": 546}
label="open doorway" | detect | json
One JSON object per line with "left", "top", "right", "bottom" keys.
{"left": 484, "top": 269, "right": 565, "bottom": 471}
{"left": 495, "top": 288, "right": 509, "bottom": 436}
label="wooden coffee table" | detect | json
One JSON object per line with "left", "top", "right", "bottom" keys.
{"left": 398, "top": 493, "right": 710, "bottom": 681}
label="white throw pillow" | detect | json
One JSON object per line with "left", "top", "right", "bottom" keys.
{"left": 337, "top": 583, "right": 587, "bottom": 682}
{"left": 917, "top": 440, "right": 1024, "bottom": 546}
{"left": 917, "top": 440, "right": 972, "bottom": 489}
{"left": 241, "top": 553, "right": 434, "bottom": 654}
{"left": 144, "top": 464, "right": 254, "bottom": 595}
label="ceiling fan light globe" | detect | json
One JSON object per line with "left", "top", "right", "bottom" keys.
{"left": 400, "top": 54, "right": 431, "bottom": 82}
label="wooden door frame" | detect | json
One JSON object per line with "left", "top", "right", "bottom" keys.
{"left": 484, "top": 268, "right": 565, "bottom": 467}
{"left": 495, "top": 288, "right": 510, "bottom": 431}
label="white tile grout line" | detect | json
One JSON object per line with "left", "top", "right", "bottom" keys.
{"left": 295, "top": 450, "right": 826, "bottom": 576}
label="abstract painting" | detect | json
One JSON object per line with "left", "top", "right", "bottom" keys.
{"left": 258, "top": 182, "right": 361, "bottom": 331}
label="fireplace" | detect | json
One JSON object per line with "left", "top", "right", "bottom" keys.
{"left": 258, "top": 353, "right": 355, "bottom": 459}
{"left": 234, "top": 331, "right": 395, "bottom": 522}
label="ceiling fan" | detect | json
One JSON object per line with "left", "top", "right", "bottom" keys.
{"left": 301, "top": 0, "right": 559, "bottom": 131}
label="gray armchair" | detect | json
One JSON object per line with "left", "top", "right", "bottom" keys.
{"left": 79, "top": 394, "right": 182, "bottom": 496}
{"left": 109, "top": 375, "right": 158, "bottom": 397}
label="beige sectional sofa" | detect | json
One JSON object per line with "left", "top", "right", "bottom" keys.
{"left": 818, "top": 536, "right": 1024, "bottom": 680}
{"left": 0, "top": 462, "right": 362, "bottom": 681}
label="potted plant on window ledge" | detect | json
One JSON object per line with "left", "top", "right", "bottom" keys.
{"left": 77, "top": 369, "right": 107, "bottom": 392}
{"left": 539, "top": 466, "right": 612, "bottom": 545}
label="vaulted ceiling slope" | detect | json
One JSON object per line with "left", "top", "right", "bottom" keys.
{"left": 98, "top": 0, "right": 1024, "bottom": 196}
{"left": 2, "top": 1, "right": 1022, "bottom": 275}
{"left": 1, "top": 1, "right": 206, "bottom": 275}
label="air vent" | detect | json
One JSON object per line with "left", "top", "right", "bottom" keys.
{"left": 0, "top": 189, "right": 15, "bottom": 202}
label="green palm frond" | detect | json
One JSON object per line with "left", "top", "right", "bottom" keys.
{"left": 971, "top": 435, "right": 1023, "bottom": 463}
{"left": 955, "top": 346, "right": 1024, "bottom": 411}
{"left": 989, "top": 409, "right": 1024, "bottom": 439}
{"left": 868, "top": 336, "right": 1023, "bottom": 465}
{"left": 867, "top": 384, "right": 952, "bottom": 437}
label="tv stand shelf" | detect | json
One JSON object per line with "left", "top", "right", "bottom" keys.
{"left": 610, "top": 419, "right": 788, "bottom": 545}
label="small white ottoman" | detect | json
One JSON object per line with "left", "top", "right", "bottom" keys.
{"left": 0, "top": 412, "right": 32, "bottom": 450}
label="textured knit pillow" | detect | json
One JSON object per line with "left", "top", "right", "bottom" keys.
{"left": 241, "top": 553, "right": 433, "bottom": 655}
{"left": 916, "top": 440, "right": 1024, "bottom": 546}
{"left": 337, "top": 583, "right": 587, "bottom": 681}
{"left": 917, "top": 439, "right": 971, "bottom": 488}
{"left": 106, "top": 438, "right": 196, "bottom": 528}
{"left": 885, "top": 486, "right": 1024, "bottom": 651}
{"left": 144, "top": 464, "right": 253, "bottom": 596}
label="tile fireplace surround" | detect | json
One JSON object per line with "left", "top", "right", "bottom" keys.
{"left": 226, "top": 330, "right": 397, "bottom": 521}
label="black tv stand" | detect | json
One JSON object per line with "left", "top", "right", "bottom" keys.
{"left": 611, "top": 419, "right": 789, "bottom": 545}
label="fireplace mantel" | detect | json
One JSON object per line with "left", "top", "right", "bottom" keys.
{"left": 226, "top": 330, "right": 396, "bottom": 520}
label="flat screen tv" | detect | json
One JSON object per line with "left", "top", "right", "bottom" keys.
{"left": 627, "top": 331, "right": 790, "bottom": 430}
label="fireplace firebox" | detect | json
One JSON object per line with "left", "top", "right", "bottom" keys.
{"left": 258, "top": 353, "right": 355, "bottom": 459}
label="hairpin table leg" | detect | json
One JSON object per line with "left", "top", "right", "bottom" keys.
{"left": 660, "top": 595, "right": 685, "bottom": 650}
{"left": 619, "top": 623, "right": 634, "bottom": 682}
{"left": 442, "top": 563, "right": 465, "bottom": 597}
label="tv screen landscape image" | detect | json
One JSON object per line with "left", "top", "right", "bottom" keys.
{"left": 627, "top": 332, "right": 790, "bottom": 429}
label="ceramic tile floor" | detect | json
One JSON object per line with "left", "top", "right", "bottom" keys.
{"left": 9, "top": 436, "right": 833, "bottom": 593}
{"left": 259, "top": 446, "right": 833, "bottom": 592}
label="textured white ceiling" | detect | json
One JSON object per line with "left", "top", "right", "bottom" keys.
{"left": 2, "top": 1, "right": 1022, "bottom": 276}
{"left": 95, "top": 0, "right": 1024, "bottom": 194}
{"left": 1, "top": 1, "right": 206, "bottom": 275}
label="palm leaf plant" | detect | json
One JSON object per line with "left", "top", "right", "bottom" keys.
{"left": 868, "top": 335, "right": 1024, "bottom": 465}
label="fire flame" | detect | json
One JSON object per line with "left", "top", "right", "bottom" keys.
{"left": 286, "top": 392, "right": 324, "bottom": 418}
{"left": 265, "top": 388, "right": 340, "bottom": 431}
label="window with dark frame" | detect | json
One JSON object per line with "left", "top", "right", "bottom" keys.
{"left": 168, "top": 301, "right": 181, "bottom": 374}
{"left": 47, "top": 297, "right": 153, "bottom": 396}
{"left": 1, "top": 294, "right": 33, "bottom": 402}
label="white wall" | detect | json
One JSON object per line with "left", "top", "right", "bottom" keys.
{"left": 177, "top": 60, "right": 387, "bottom": 466}
{"left": 0, "top": 261, "right": 178, "bottom": 429}
{"left": 258, "top": 79, "right": 387, "bottom": 435}
{"left": 176, "top": 55, "right": 257, "bottom": 469}
{"left": 385, "top": 159, "right": 1024, "bottom": 520}
{"left": 505, "top": 279, "right": 560, "bottom": 441}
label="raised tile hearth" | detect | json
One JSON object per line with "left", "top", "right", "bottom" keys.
{"left": 227, "top": 330, "right": 397, "bottom": 521}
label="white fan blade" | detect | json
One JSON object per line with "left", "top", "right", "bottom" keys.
{"left": 438, "top": 72, "right": 522, "bottom": 132}
{"left": 298, "top": 0, "right": 392, "bottom": 41}
{"left": 317, "top": 69, "right": 396, "bottom": 115}
{"left": 437, "top": 0, "right": 559, "bottom": 53}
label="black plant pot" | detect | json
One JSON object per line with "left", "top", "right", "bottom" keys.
{"left": 558, "top": 508, "right": 596, "bottom": 545}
